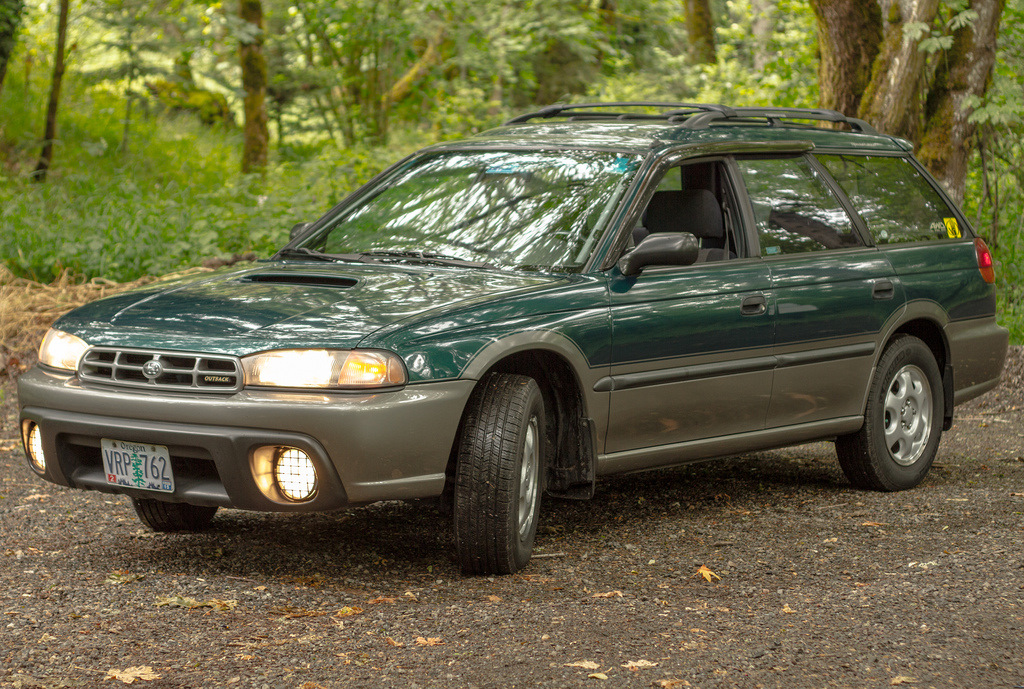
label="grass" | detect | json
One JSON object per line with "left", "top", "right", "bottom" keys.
{"left": 0, "top": 76, "right": 432, "bottom": 283}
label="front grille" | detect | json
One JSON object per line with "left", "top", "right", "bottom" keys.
{"left": 79, "top": 347, "right": 243, "bottom": 393}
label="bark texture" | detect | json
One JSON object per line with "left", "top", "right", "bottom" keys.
{"left": 683, "top": 0, "right": 716, "bottom": 65}
{"left": 239, "top": 0, "right": 268, "bottom": 174}
{"left": 858, "top": 0, "right": 940, "bottom": 141}
{"left": 32, "top": 0, "right": 69, "bottom": 181}
{"left": 810, "top": 0, "right": 883, "bottom": 115}
{"left": 918, "top": 0, "right": 1005, "bottom": 204}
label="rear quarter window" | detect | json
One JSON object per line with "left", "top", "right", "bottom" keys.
{"left": 816, "top": 155, "right": 963, "bottom": 244}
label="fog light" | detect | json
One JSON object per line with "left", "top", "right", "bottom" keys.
{"left": 274, "top": 447, "right": 317, "bottom": 502}
{"left": 26, "top": 423, "right": 46, "bottom": 473}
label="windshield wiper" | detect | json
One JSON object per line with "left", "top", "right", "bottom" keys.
{"left": 274, "top": 247, "right": 364, "bottom": 263}
{"left": 359, "top": 250, "right": 493, "bottom": 269}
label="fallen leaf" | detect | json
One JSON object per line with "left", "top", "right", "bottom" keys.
{"left": 782, "top": 604, "right": 796, "bottom": 614}
{"left": 566, "top": 661, "right": 601, "bottom": 670}
{"left": 105, "top": 666, "right": 160, "bottom": 684}
{"left": 861, "top": 521, "right": 888, "bottom": 527}
{"left": 890, "top": 676, "right": 917, "bottom": 685}
{"left": 588, "top": 673, "right": 609, "bottom": 680}
{"left": 592, "top": 590, "right": 623, "bottom": 598}
{"left": 333, "top": 606, "right": 363, "bottom": 618}
{"left": 485, "top": 595, "right": 502, "bottom": 602}
{"left": 385, "top": 637, "right": 404, "bottom": 647}
{"left": 155, "top": 596, "right": 236, "bottom": 611}
{"left": 694, "top": 565, "right": 721, "bottom": 582}
{"left": 654, "top": 680, "right": 691, "bottom": 688}
{"left": 367, "top": 596, "right": 396, "bottom": 605}
{"left": 105, "top": 571, "right": 144, "bottom": 585}
{"left": 621, "top": 660, "right": 658, "bottom": 669}
{"left": 415, "top": 636, "right": 444, "bottom": 646}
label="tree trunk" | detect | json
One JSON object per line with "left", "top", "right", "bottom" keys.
{"left": 809, "top": 0, "right": 883, "bottom": 115}
{"left": 0, "top": 0, "right": 25, "bottom": 98}
{"left": 383, "top": 27, "right": 443, "bottom": 109}
{"left": 33, "top": 0, "right": 69, "bottom": 182}
{"left": 858, "top": 0, "right": 940, "bottom": 141}
{"left": 917, "top": 0, "right": 1005, "bottom": 204}
{"left": 239, "top": 0, "right": 268, "bottom": 174}
{"left": 750, "top": 0, "right": 776, "bottom": 72}
{"left": 683, "top": 0, "right": 716, "bottom": 65}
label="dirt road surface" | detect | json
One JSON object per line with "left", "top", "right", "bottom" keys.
{"left": 2, "top": 349, "right": 1022, "bottom": 688}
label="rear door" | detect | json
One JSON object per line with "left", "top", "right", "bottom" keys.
{"left": 734, "top": 154, "right": 905, "bottom": 427}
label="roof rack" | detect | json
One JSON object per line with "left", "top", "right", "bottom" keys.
{"left": 505, "top": 102, "right": 879, "bottom": 135}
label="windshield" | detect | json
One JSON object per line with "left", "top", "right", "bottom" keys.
{"left": 299, "top": 149, "right": 641, "bottom": 271}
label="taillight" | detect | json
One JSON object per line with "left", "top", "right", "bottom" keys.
{"left": 974, "top": 238, "right": 995, "bottom": 284}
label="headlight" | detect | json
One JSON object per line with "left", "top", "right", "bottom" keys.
{"left": 241, "top": 349, "right": 406, "bottom": 388}
{"left": 38, "top": 329, "right": 89, "bottom": 371}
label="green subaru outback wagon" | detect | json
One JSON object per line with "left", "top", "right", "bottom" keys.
{"left": 18, "top": 103, "right": 1008, "bottom": 574}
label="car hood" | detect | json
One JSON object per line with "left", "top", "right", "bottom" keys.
{"left": 56, "top": 263, "right": 565, "bottom": 355}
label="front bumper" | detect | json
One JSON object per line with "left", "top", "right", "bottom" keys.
{"left": 17, "top": 368, "right": 475, "bottom": 511}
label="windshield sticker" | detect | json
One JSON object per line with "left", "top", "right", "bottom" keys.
{"left": 943, "top": 217, "right": 961, "bottom": 238}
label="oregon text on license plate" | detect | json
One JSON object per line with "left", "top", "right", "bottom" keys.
{"left": 101, "top": 439, "right": 174, "bottom": 493}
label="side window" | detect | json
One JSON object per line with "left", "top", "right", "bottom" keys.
{"left": 736, "top": 156, "right": 863, "bottom": 255}
{"left": 632, "top": 160, "right": 744, "bottom": 262}
{"left": 817, "top": 154, "right": 962, "bottom": 244}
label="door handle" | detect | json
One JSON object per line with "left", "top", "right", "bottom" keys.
{"left": 872, "top": 279, "right": 895, "bottom": 300}
{"left": 741, "top": 294, "right": 767, "bottom": 316}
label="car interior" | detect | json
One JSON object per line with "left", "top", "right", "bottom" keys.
{"left": 630, "top": 160, "right": 742, "bottom": 262}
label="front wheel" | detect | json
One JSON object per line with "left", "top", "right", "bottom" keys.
{"left": 453, "top": 373, "right": 545, "bottom": 575}
{"left": 131, "top": 497, "right": 218, "bottom": 532}
{"left": 836, "top": 335, "right": 944, "bottom": 491}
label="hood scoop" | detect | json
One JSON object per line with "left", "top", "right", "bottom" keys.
{"left": 241, "top": 272, "right": 359, "bottom": 288}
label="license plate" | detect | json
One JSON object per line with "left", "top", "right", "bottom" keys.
{"left": 101, "top": 439, "right": 174, "bottom": 493}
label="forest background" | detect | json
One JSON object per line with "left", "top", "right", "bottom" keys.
{"left": 0, "top": 0, "right": 1021, "bottom": 343}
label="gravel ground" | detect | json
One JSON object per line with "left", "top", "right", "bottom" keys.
{"left": 2, "top": 348, "right": 1022, "bottom": 689}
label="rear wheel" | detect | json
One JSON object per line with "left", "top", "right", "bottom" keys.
{"left": 453, "top": 373, "right": 545, "bottom": 575}
{"left": 836, "top": 335, "right": 944, "bottom": 491}
{"left": 131, "top": 497, "right": 218, "bottom": 532}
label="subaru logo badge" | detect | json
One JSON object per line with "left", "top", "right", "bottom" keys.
{"left": 142, "top": 359, "right": 163, "bottom": 379}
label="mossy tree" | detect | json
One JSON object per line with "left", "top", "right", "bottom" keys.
{"left": 239, "top": 0, "right": 268, "bottom": 174}
{"left": 814, "top": 0, "right": 1006, "bottom": 204}
{"left": 809, "top": 0, "right": 882, "bottom": 115}
{"left": 683, "top": 0, "right": 716, "bottom": 64}
{"left": 918, "top": 0, "right": 1006, "bottom": 204}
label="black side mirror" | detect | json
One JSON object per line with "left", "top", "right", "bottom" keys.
{"left": 289, "top": 222, "right": 313, "bottom": 241}
{"left": 617, "top": 232, "right": 699, "bottom": 276}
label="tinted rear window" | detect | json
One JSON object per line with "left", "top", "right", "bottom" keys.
{"left": 817, "top": 155, "right": 963, "bottom": 244}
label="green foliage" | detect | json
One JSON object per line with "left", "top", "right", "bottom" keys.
{"left": 960, "top": 0, "right": 1024, "bottom": 343}
{"left": 0, "top": 71, "right": 431, "bottom": 282}
{"left": 589, "top": 0, "right": 817, "bottom": 107}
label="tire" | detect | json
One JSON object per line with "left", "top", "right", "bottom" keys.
{"left": 131, "top": 497, "right": 218, "bottom": 532}
{"left": 836, "top": 334, "right": 944, "bottom": 491}
{"left": 453, "top": 373, "right": 545, "bottom": 575}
